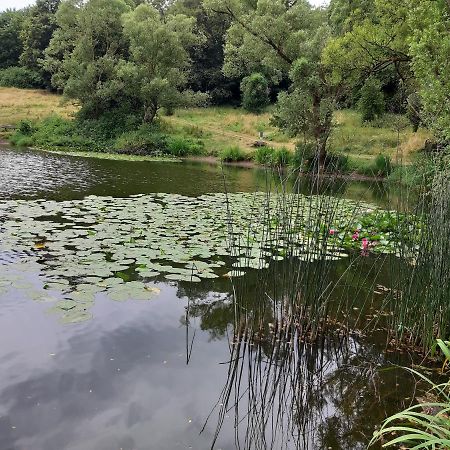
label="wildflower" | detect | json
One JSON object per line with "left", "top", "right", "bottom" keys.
{"left": 329, "top": 229, "right": 336, "bottom": 235}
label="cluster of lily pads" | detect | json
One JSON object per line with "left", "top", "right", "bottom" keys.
{"left": 0, "top": 192, "right": 407, "bottom": 323}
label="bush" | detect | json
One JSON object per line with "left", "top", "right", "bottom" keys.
{"left": 292, "top": 143, "right": 349, "bottom": 172}
{"left": 272, "top": 147, "right": 292, "bottom": 167}
{"left": 166, "top": 136, "right": 205, "bottom": 156}
{"left": 0, "top": 66, "right": 43, "bottom": 89}
{"left": 254, "top": 146, "right": 276, "bottom": 165}
{"left": 358, "top": 77, "right": 385, "bottom": 122}
{"left": 326, "top": 153, "right": 350, "bottom": 172}
{"left": 254, "top": 146, "right": 292, "bottom": 167}
{"left": 220, "top": 146, "right": 248, "bottom": 162}
{"left": 114, "top": 125, "right": 169, "bottom": 155}
{"left": 374, "top": 154, "right": 393, "bottom": 176}
{"left": 240, "top": 73, "right": 270, "bottom": 113}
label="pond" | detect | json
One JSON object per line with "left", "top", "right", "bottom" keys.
{"left": 0, "top": 145, "right": 419, "bottom": 450}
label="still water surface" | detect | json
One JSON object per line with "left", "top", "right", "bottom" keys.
{"left": 0, "top": 146, "right": 414, "bottom": 450}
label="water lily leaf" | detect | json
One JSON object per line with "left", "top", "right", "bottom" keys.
{"left": 55, "top": 300, "right": 77, "bottom": 311}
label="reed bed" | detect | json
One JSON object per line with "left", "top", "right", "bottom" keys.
{"left": 204, "top": 163, "right": 450, "bottom": 448}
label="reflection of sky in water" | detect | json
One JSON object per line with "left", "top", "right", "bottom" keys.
{"left": 0, "top": 286, "right": 237, "bottom": 450}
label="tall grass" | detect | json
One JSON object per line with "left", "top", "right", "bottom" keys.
{"left": 204, "top": 164, "right": 450, "bottom": 447}
{"left": 384, "top": 168, "right": 450, "bottom": 350}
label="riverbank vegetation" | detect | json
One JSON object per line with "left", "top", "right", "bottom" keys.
{"left": 0, "top": 0, "right": 445, "bottom": 179}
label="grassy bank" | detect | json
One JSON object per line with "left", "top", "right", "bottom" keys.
{"left": 0, "top": 88, "right": 432, "bottom": 176}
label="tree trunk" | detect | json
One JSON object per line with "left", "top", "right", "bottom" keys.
{"left": 143, "top": 104, "right": 157, "bottom": 124}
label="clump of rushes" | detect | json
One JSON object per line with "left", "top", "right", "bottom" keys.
{"left": 254, "top": 146, "right": 292, "bottom": 167}
{"left": 219, "top": 146, "right": 249, "bottom": 162}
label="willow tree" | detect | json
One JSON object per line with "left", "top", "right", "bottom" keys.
{"left": 204, "top": 0, "right": 338, "bottom": 169}
{"left": 44, "top": 0, "right": 131, "bottom": 118}
{"left": 119, "top": 4, "right": 202, "bottom": 123}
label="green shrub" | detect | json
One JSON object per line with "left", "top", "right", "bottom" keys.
{"left": 254, "top": 146, "right": 276, "bottom": 165}
{"left": 240, "top": 73, "right": 270, "bottom": 113}
{"left": 9, "top": 132, "right": 33, "bottom": 147}
{"left": 358, "top": 77, "right": 385, "bottom": 122}
{"left": 374, "top": 154, "right": 393, "bottom": 176}
{"left": 0, "top": 66, "right": 43, "bottom": 89}
{"left": 292, "top": 142, "right": 316, "bottom": 170}
{"left": 18, "top": 119, "right": 34, "bottom": 136}
{"left": 114, "top": 125, "right": 169, "bottom": 156}
{"left": 219, "top": 146, "right": 248, "bottom": 162}
{"left": 167, "top": 136, "right": 205, "bottom": 156}
{"left": 272, "top": 147, "right": 292, "bottom": 167}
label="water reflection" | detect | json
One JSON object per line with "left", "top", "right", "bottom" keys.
{"left": 181, "top": 258, "right": 418, "bottom": 450}
{"left": 0, "top": 145, "right": 412, "bottom": 208}
{"left": 0, "top": 145, "right": 423, "bottom": 450}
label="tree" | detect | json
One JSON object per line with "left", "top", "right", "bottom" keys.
{"left": 240, "top": 73, "right": 269, "bottom": 113}
{"left": 407, "top": 0, "right": 450, "bottom": 143}
{"left": 169, "top": 0, "right": 238, "bottom": 104}
{"left": 358, "top": 77, "right": 385, "bottom": 122}
{"left": 45, "top": 0, "right": 131, "bottom": 117}
{"left": 324, "top": 0, "right": 450, "bottom": 144}
{"left": 272, "top": 37, "right": 336, "bottom": 170}
{"left": 119, "top": 4, "right": 203, "bottom": 123}
{"left": 20, "top": 0, "right": 60, "bottom": 86}
{"left": 0, "top": 9, "right": 25, "bottom": 70}
{"left": 204, "top": 0, "right": 336, "bottom": 168}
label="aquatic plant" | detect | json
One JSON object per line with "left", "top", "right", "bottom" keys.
{"left": 0, "top": 190, "right": 409, "bottom": 324}
{"left": 369, "top": 339, "right": 450, "bottom": 449}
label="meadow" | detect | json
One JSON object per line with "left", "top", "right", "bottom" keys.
{"left": 0, "top": 87, "right": 431, "bottom": 175}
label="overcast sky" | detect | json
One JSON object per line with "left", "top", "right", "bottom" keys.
{"left": 1, "top": 0, "right": 329, "bottom": 12}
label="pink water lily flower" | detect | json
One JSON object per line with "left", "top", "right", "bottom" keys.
{"left": 362, "top": 238, "right": 369, "bottom": 250}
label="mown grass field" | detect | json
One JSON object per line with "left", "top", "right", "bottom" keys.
{"left": 0, "top": 87, "right": 430, "bottom": 166}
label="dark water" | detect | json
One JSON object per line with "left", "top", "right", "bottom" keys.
{"left": 0, "top": 146, "right": 417, "bottom": 450}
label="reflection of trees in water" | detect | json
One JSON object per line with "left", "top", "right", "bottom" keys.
{"left": 179, "top": 255, "right": 413, "bottom": 449}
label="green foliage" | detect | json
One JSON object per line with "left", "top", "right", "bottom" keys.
{"left": 271, "top": 147, "right": 292, "bottom": 167}
{"left": 0, "top": 9, "right": 25, "bottom": 69}
{"left": 169, "top": 0, "right": 238, "bottom": 105}
{"left": 254, "top": 146, "right": 276, "bottom": 165}
{"left": 219, "top": 146, "right": 248, "bottom": 162}
{"left": 254, "top": 146, "right": 291, "bottom": 167}
{"left": 407, "top": 92, "right": 422, "bottom": 132}
{"left": 114, "top": 126, "right": 169, "bottom": 156}
{"left": 20, "top": 0, "right": 60, "bottom": 87}
{"left": 370, "top": 341, "right": 450, "bottom": 449}
{"left": 408, "top": 0, "right": 450, "bottom": 143}
{"left": 240, "top": 73, "right": 270, "bottom": 113}
{"left": 45, "top": 0, "right": 132, "bottom": 117}
{"left": 293, "top": 142, "right": 349, "bottom": 173}
{"left": 358, "top": 77, "right": 385, "bottom": 122}
{"left": 0, "top": 67, "right": 43, "bottom": 89}
{"left": 166, "top": 136, "right": 205, "bottom": 156}
{"left": 120, "top": 4, "right": 203, "bottom": 123}
{"left": 374, "top": 154, "right": 393, "bottom": 176}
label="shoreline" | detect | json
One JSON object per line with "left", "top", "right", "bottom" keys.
{"left": 1, "top": 141, "right": 386, "bottom": 182}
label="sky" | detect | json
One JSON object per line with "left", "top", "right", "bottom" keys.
{"left": 1, "top": 0, "right": 329, "bottom": 12}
